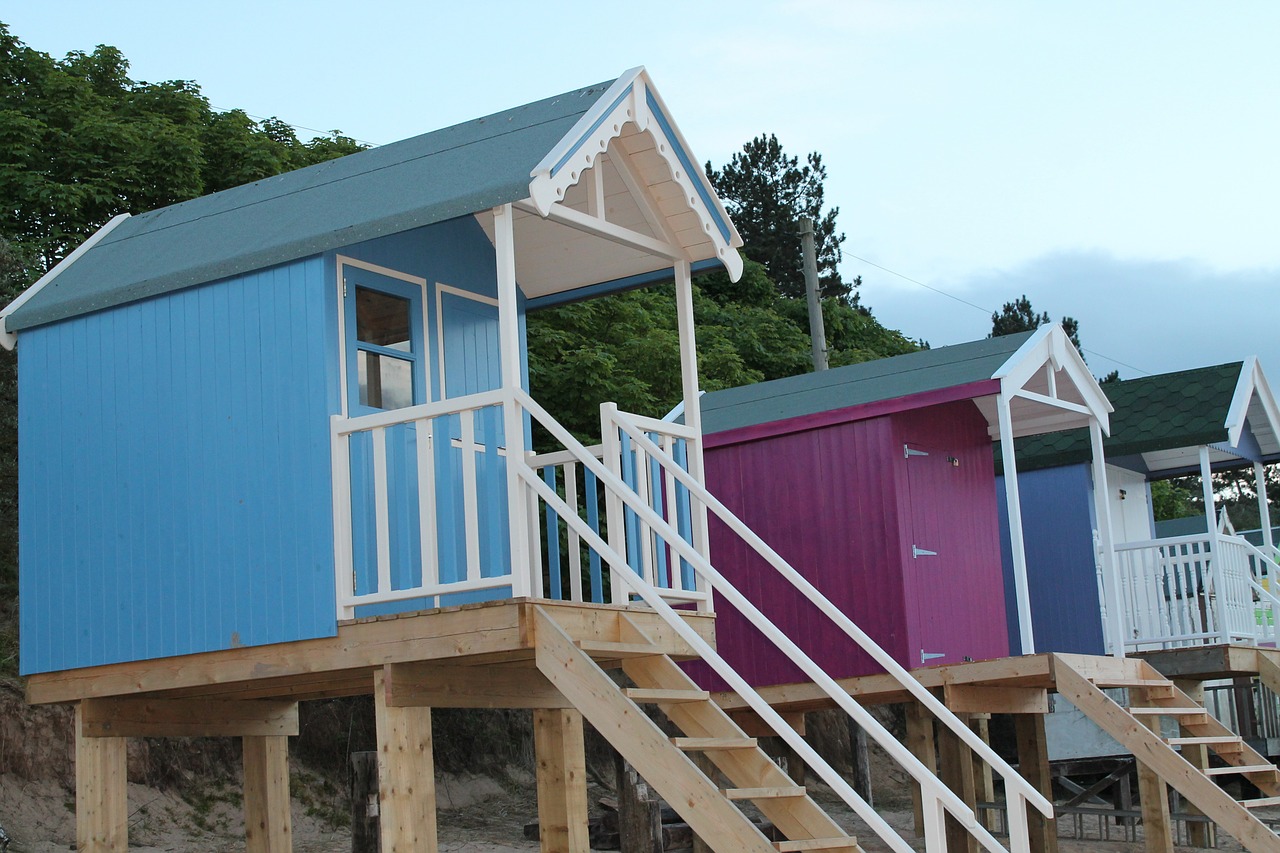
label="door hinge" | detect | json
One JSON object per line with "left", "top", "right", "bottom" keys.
{"left": 904, "top": 445, "right": 929, "bottom": 458}
{"left": 912, "top": 545, "right": 938, "bottom": 558}
{"left": 921, "top": 650, "right": 946, "bottom": 663}
{"left": 342, "top": 277, "right": 348, "bottom": 298}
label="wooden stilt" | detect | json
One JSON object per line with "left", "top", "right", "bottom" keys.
{"left": 1013, "top": 714, "right": 1058, "bottom": 853}
{"left": 75, "top": 704, "right": 128, "bottom": 853}
{"left": 350, "top": 751, "right": 380, "bottom": 853}
{"left": 905, "top": 701, "right": 936, "bottom": 839}
{"left": 243, "top": 735, "right": 293, "bottom": 853}
{"left": 534, "top": 709, "right": 590, "bottom": 853}
{"left": 846, "top": 716, "right": 873, "bottom": 806}
{"left": 374, "top": 669, "right": 438, "bottom": 853}
{"left": 1132, "top": 697, "right": 1174, "bottom": 853}
{"left": 1173, "top": 680, "right": 1214, "bottom": 848}
{"left": 969, "top": 714, "right": 996, "bottom": 831}
{"left": 936, "top": 710, "right": 978, "bottom": 853}
{"left": 615, "top": 755, "right": 662, "bottom": 853}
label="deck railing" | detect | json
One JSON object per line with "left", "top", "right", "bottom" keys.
{"left": 1113, "top": 532, "right": 1270, "bottom": 651}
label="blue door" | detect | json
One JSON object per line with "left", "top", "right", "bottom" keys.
{"left": 341, "top": 262, "right": 431, "bottom": 615}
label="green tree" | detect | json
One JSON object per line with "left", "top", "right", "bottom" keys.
{"left": 990, "top": 293, "right": 1091, "bottom": 365}
{"left": 705, "top": 134, "right": 851, "bottom": 301}
{"left": 0, "top": 23, "right": 363, "bottom": 270}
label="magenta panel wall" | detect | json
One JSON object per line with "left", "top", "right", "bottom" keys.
{"left": 693, "top": 399, "right": 1009, "bottom": 691}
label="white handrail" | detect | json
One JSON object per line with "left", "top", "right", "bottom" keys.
{"left": 513, "top": 390, "right": 1048, "bottom": 853}
{"left": 601, "top": 405, "right": 1051, "bottom": 810}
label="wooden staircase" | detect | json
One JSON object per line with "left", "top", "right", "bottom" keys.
{"left": 534, "top": 606, "right": 864, "bottom": 853}
{"left": 1053, "top": 654, "right": 1280, "bottom": 852}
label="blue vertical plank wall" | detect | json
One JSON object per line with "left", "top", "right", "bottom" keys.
{"left": 18, "top": 257, "right": 337, "bottom": 675}
{"left": 997, "top": 463, "right": 1106, "bottom": 655}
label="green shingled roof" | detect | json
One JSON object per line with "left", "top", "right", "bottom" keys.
{"left": 701, "top": 332, "right": 1033, "bottom": 435}
{"left": 1008, "top": 361, "right": 1244, "bottom": 472}
{"left": 5, "top": 79, "right": 615, "bottom": 332}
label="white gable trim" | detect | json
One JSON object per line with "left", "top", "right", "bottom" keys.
{"left": 1225, "top": 356, "right": 1280, "bottom": 450}
{"left": 528, "top": 67, "right": 743, "bottom": 281}
{"left": 989, "top": 324, "right": 1114, "bottom": 437}
{"left": 0, "top": 213, "right": 131, "bottom": 350}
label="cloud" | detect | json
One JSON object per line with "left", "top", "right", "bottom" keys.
{"left": 859, "top": 251, "right": 1280, "bottom": 379}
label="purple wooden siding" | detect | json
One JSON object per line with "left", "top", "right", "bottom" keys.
{"left": 694, "top": 399, "right": 1008, "bottom": 691}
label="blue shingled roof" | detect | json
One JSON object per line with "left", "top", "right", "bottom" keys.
{"left": 701, "top": 332, "right": 1034, "bottom": 435}
{"left": 5, "top": 79, "right": 616, "bottom": 332}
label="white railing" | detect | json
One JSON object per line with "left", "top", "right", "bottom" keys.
{"left": 1113, "top": 533, "right": 1260, "bottom": 651}
{"left": 330, "top": 389, "right": 514, "bottom": 619}
{"left": 1236, "top": 536, "right": 1280, "bottom": 646}
{"left": 331, "top": 391, "right": 710, "bottom": 616}
{"left": 511, "top": 390, "right": 1053, "bottom": 853}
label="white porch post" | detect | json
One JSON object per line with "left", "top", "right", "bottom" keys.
{"left": 1089, "top": 421, "right": 1125, "bottom": 658}
{"left": 1256, "top": 461, "right": 1275, "bottom": 554}
{"left": 674, "top": 261, "right": 707, "bottom": 541}
{"left": 1200, "top": 446, "right": 1226, "bottom": 643}
{"left": 494, "top": 203, "right": 532, "bottom": 598}
{"left": 997, "top": 391, "right": 1036, "bottom": 654}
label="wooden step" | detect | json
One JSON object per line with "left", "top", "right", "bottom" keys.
{"left": 1167, "top": 732, "right": 1244, "bottom": 753}
{"left": 624, "top": 687, "right": 710, "bottom": 704}
{"left": 671, "top": 737, "right": 758, "bottom": 751}
{"left": 1241, "top": 796, "right": 1280, "bottom": 809}
{"left": 774, "top": 837, "right": 860, "bottom": 852}
{"left": 576, "top": 640, "right": 659, "bottom": 658}
{"left": 1127, "top": 706, "right": 1207, "bottom": 718}
{"left": 721, "top": 786, "right": 806, "bottom": 801}
{"left": 1204, "top": 764, "right": 1277, "bottom": 777}
{"left": 1092, "top": 677, "right": 1173, "bottom": 689}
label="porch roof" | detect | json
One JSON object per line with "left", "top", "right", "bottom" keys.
{"left": 702, "top": 325, "right": 1110, "bottom": 447}
{"left": 3, "top": 68, "right": 741, "bottom": 340}
{"left": 1007, "top": 358, "right": 1280, "bottom": 476}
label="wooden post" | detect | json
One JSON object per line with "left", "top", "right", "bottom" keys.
{"left": 969, "top": 714, "right": 996, "bottom": 831}
{"left": 75, "top": 704, "right": 128, "bottom": 853}
{"left": 1173, "top": 681, "right": 1213, "bottom": 848}
{"left": 534, "top": 709, "right": 590, "bottom": 853}
{"left": 999, "top": 389, "right": 1036, "bottom": 653}
{"left": 615, "top": 755, "right": 661, "bottom": 853}
{"left": 350, "top": 751, "right": 380, "bottom": 853}
{"left": 374, "top": 669, "right": 438, "bottom": 853}
{"left": 1131, "top": 694, "right": 1174, "bottom": 853}
{"left": 846, "top": 716, "right": 872, "bottom": 806}
{"left": 243, "top": 735, "right": 293, "bottom": 853}
{"left": 936, "top": 711, "right": 978, "bottom": 853}
{"left": 1013, "top": 714, "right": 1058, "bottom": 853}
{"left": 1090, "top": 419, "right": 1125, "bottom": 657}
{"left": 905, "top": 701, "right": 937, "bottom": 839}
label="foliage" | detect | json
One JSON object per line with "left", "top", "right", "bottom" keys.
{"left": 0, "top": 23, "right": 363, "bottom": 272}
{"left": 527, "top": 261, "right": 920, "bottom": 445}
{"left": 705, "top": 134, "right": 852, "bottom": 301}
{"left": 990, "top": 293, "right": 1094, "bottom": 372}
{"left": 1150, "top": 477, "right": 1198, "bottom": 522}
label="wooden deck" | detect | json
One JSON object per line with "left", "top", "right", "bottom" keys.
{"left": 25, "top": 598, "right": 717, "bottom": 705}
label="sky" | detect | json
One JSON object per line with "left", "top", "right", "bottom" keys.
{"left": 7, "top": 1, "right": 1280, "bottom": 380}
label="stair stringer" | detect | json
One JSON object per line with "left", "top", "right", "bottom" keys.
{"left": 1052, "top": 654, "right": 1280, "bottom": 853}
{"left": 533, "top": 606, "right": 862, "bottom": 853}
{"left": 615, "top": 618, "right": 857, "bottom": 844}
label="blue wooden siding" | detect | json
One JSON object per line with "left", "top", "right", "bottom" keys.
{"left": 997, "top": 464, "right": 1106, "bottom": 655}
{"left": 19, "top": 257, "right": 337, "bottom": 674}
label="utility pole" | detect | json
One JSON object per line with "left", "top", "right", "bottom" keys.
{"left": 800, "top": 217, "right": 828, "bottom": 371}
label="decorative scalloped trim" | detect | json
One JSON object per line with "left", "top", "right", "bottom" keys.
{"left": 528, "top": 70, "right": 744, "bottom": 282}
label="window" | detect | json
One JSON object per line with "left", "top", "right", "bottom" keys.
{"left": 340, "top": 259, "right": 427, "bottom": 415}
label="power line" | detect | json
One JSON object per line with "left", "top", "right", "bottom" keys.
{"left": 210, "top": 105, "right": 382, "bottom": 148}
{"left": 846, "top": 252, "right": 1153, "bottom": 377}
